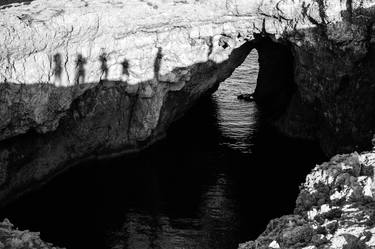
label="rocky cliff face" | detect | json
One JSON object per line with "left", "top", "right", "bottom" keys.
{"left": 239, "top": 150, "right": 375, "bottom": 249}
{"left": 2, "top": 0, "right": 375, "bottom": 247}
{"left": 2, "top": 0, "right": 375, "bottom": 203}
{"left": 237, "top": 1, "right": 375, "bottom": 248}
{"left": 0, "top": 0, "right": 261, "bottom": 204}
{"left": 254, "top": 0, "right": 375, "bottom": 155}
{"left": 0, "top": 219, "right": 61, "bottom": 249}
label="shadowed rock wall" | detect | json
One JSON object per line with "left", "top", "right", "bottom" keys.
{"left": 0, "top": 40, "right": 255, "bottom": 206}
{"left": 238, "top": 1, "right": 375, "bottom": 248}
{"left": 0, "top": 0, "right": 260, "bottom": 204}
{"left": 240, "top": 151, "right": 375, "bottom": 249}
{"left": 250, "top": 0, "right": 375, "bottom": 155}
{"left": 252, "top": 34, "right": 295, "bottom": 118}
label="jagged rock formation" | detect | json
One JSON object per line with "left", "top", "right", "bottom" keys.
{"left": 239, "top": 151, "right": 375, "bottom": 249}
{"left": 254, "top": 0, "right": 375, "bottom": 155}
{"left": 2, "top": 0, "right": 375, "bottom": 247}
{"left": 2, "top": 0, "right": 375, "bottom": 203}
{"left": 0, "top": 219, "right": 61, "bottom": 249}
{"left": 237, "top": 1, "right": 375, "bottom": 247}
{"left": 0, "top": 0, "right": 260, "bottom": 87}
{"left": 0, "top": 0, "right": 261, "bottom": 204}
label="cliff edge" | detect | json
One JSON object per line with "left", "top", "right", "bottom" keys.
{"left": 239, "top": 150, "right": 375, "bottom": 249}
{"left": 1, "top": 0, "right": 375, "bottom": 247}
{"left": 0, "top": 0, "right": 258, "bottom": 204}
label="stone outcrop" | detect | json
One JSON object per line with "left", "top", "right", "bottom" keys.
{"left": 237, "top": 1, "right": 375, "bottom": 246}
{"left": 0, "top": 0, "right": 261, "bottom": 204}
{"left": 0, "top": 0, "right": 260, "bottom": 87}
{"left": 0, "top": 219, "right": 61, "bottom": 249}
{"left": 254, "top": 0, "right": 375, "bottom": 155}
{"left": 239, "top": 151, "right": 375, "bottom": 249}
{"left": 0, "top": 0, "right": 259, "bottom": 140}
{"left": 1, "top": 0, "right": 375, "bottom": 202}
{"left": 2, "top": 0, "right": 375, "bottom": 247}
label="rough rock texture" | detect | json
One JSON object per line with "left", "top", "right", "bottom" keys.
{"left": 0, "top": 0, "right": 260, "bottom": 86}
{"left": 239, "top": 151, "right": 375, "bottom": 249}
{"left": 2, "top": 0, "right": 375, "bottom": 202}
{"left": 0, "top": 0, "right": 260, "bottom": 140}
{"left": 0, "top": 0, "right": 260, "bottom": 204}
{"left": 2, "top": 0, "right": 375, "bottom": 246}
{"left": 255, "top": 0, "right": 375, "bottom": 155}
{"left": 251, "top": 34, "right": 295, "bottom": 118}
{"left": 0, "top": 219, "right": 61, "bottom": 249}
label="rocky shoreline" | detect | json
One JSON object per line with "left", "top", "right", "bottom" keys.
{"left": 239, "top": 150, "right": 375, "bottom": 249}
{"left": 2, "top": 0, "right": 375, "bottom": 203}
{"left": 0, "top": 0, "right": 257, "bottom": 205}
{"left": 1, "top": 0, "right": 375, "bottom": 248}
{"left": 0, "top": 219, "right": 61, "bottom": 249}
{"left": 1, "top": 149, "right": 374, "bottom": 248}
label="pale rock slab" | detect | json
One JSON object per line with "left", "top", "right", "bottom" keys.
{"left": 0, "top": 0, "right": 258, "bottom": 86}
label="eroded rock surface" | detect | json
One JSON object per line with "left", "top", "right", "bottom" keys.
{"left": 256, "top": 0, "right": 375, "bottom": 154}
{"left": 0, "top": 0, "right": 264, "bottom": 86}
{"left": 0, "top": 0, "right": 259, "bottom": 140}
{"left": 0, "top": 0, "right": 260, "bottom": 204}
{"left": 0, "top": 219, "right": 61, "bottom": 249}
{"left": 239, "top": 151, "right": 375, "bottom": 249}
{"left": 2, "top": 0, "right": 375, "bottom": 246}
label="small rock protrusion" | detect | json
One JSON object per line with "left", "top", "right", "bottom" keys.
{"left": 280, "top": 225, "right": 314, "bottom": 246}
{"left": 237, "top": 93, "right": 255, "bottom": 101}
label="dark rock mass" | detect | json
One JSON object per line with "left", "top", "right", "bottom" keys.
{"left": 0, "top": 41, "right": 254, "bottom": 206}
{"left": 239, "top": 151, "right": 375, "bottom": 249}
{"left": 252, "top": 34, "right": 296, "bottom": 119}
{"left": 0, "top": 219, "right": 61, "bottom": 249}
{"left": 1, "top": 0, "right": 375, "bottom": 247}
{"left": 271, "top": 5, "right": 375, "bottom": 155}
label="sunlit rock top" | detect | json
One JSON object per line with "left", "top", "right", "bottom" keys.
{"left": 0, "top": 0, "right": 259, "bottom": 86}
{"left": 1, "top": 0, "right": 375, "bottom": 86}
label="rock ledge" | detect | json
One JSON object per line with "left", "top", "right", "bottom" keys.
{"left": 240, "top": 151, "right": 375, "bottom": 249}
{"left": 0, "top": 219, "right": 62, "bottom": 249}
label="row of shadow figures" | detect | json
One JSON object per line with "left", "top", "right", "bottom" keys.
{"left": 55, "top": 33, "right": 296, "bottom": 121}
{"left": 0, "top": 41, "right": 326, "bottom": 249}
{"left": 52, "top": 47, "right": 163, "bottom": 85}
{"left": 50, "top": 34, "right": 232, "bottom": 85}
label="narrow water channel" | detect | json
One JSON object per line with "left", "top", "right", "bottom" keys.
{"left": 0, "top": 51, "right": 326, "bottom": 249}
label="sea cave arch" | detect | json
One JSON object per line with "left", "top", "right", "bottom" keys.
{"left": 236, "top": 35, "right": 296, "bottom": 119}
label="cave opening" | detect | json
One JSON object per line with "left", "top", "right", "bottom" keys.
{"left": 249, "top": 34, "right": 296, "bottom": 119}
{"left": 0, "top": 36, "right": 326, "bottom": 249}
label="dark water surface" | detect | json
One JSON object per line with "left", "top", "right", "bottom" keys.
{"left": 0, "top": 51, "right": 326, "bottom": 249}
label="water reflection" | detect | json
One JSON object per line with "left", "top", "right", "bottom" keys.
{"left": 214, "top": 51, "right": 259, "bottom": 153}
{"left": 199, "top": 173, "right": 238, "bottom": 249}
{"left": 0, "top": 49, "right": 326, "bottom": 249}
{"left": 109, "top": 172, "right": 237, "bottom": 249}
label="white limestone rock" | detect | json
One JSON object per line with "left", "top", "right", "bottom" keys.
{"left": 239, "top": 151, "right": 375, "bottom": 249}
{"left": 0, "top": 0, "right": 258, "bottom": 86}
